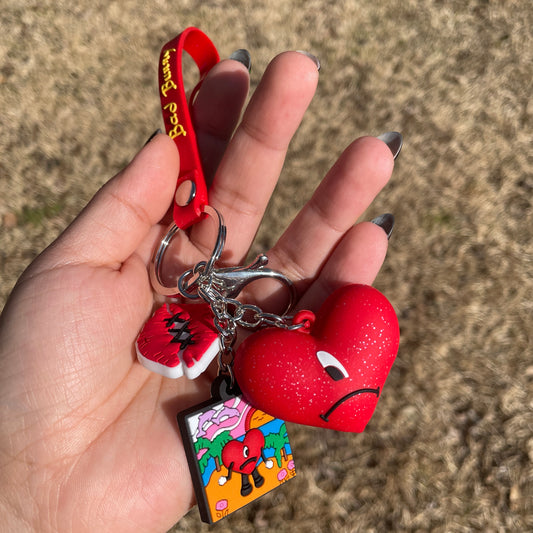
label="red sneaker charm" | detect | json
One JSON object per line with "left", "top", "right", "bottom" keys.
{"left": 136, "top": 302, "right": 220, "bottom": 379}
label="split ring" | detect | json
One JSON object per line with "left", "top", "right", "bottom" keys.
{"left": 150, "top": 205, "right": 226, "bottom": 296}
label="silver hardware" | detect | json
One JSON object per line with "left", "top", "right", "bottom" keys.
{"left": 178, "top": 254, "right": 296, "bottom": 314}
{"left": 150, "top": 205, "right": 226, "bottom": 296}
{"left": 150, "top": 206, "right": 301, "bottom": 367}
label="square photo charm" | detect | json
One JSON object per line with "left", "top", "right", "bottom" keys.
{"left": 178, "top": 389, "right": 296, "bottom": 524}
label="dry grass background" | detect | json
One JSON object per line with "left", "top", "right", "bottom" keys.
{"left": 1, "top": 0, "right": 532, "bottom": 531}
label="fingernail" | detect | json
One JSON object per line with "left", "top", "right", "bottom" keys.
{"left": 296, "top": 50, "right": 321, "bottom": 71}
{"left": 230, "top": 49, "right": 252, "bottom": 72}
{"left": 376, "top": 131, "right": 403, "bottom": 160}
{"left": 144, "top": 128, "right": 163, "bottom": 146}
{"left": 371, "top": 213, "right": 395, "bottom": 240}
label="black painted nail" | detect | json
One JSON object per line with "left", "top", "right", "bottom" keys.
{"left": 296, "top": 50, "right": 321, "bottom": 71}
{"left": 144, "top": 128, "right": 163, "bottom": 146}
{"left": 376, "top": 131, "right": 403, "bottom": 160}
{"left": 371, "top": 213, "right": 395, "bottom": 240}
{"left": 230, "top": 49, "right": 252, "bottom": 72}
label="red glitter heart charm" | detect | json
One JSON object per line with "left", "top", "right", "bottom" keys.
{"left": 233, "top": 284, "right": 399, "bottom": 432}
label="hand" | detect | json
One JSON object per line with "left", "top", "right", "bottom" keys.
{"left": 0, "top": 51, "right": 396, "bottom": 532}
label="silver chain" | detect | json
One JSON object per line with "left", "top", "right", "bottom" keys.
{"left": 190, "top": 264, "right": 303, "bottom": 381}
{"left": 196, "top": 275, "right": 303, "bottom": 339}
{"left": 178, "top": 261, "right": 304, "bottom": 377}
{"left": 153, "top": 207, "right": 302, "bottom": 379}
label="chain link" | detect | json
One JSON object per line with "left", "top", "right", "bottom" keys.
{"left": 198, "top": 281, "right": 303, "bottom": 340}
{"left": 194, "top": 270, "right": 300, "bottom": 336}
{"left": 156, "top": 204, "right": 302, "bottom": 378}
{"left": 179, "top": 254, "right": 305, "bottom": 379}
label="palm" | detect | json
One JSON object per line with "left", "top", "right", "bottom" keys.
{"left": 0, "top": 52, "right": 395, "bottom": 532}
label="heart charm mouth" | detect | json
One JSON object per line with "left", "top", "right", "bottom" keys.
{"left": 234, "top": 284, "right": 400, "bottom": 432}
{"left": 240, "top": 457, "right": 258, "bottom": 470}
{"left": 320, "top": 387, "right": 381, "bottom": 422}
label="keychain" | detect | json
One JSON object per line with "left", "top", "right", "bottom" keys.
{"left": 136, "top": 27, "right": 400, "bottom": 524}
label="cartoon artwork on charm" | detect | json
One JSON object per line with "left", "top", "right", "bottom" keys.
{"left": 178, "top": 384, "right": 296, "bottom": 524}
{"left": 136, "top": 302, "right": 220, "bottom": 379}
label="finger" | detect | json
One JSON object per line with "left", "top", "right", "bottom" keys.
{"left": 296, "top": 221, "right": 389, "bottom": 311}
{"left": 267, "top": 136, "right": 394, "bottom": 290}
{"left": 191, "top": 51, "right": 320, "bottom": 263}
{"left": 192, "top": 56, "right": 250, "bottom": 185}
{"left": 43, "top": 134, "right": 179, "bottom": 269}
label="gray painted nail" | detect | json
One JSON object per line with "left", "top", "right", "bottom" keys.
{"left": 230, "top": 49, "right": 252, "bottom": 72}
{"left": 296, "top": 50, "right": 321, "bottom": 71}
{"left": 371, "top": 213, "right": 395, "bottom": 240}
{"left": 144, "top": 128, "right": 163, "bottom": 146}
{"left": 377, "top": 132, "right": 403, "bottom": 160}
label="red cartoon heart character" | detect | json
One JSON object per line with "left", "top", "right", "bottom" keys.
{"left": 219, "top": 428, "right": 274, "bottom": 496}
{"left": 233, "top": 284, "right": 399, "bottom": 432}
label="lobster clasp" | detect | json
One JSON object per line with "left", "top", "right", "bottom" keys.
{"left": 211, "top": 255, "right": 296, "bottom": 306}
{"left": 179, "top": 253, "right": 296, "bottom": 316}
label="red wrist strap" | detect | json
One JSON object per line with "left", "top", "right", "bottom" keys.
{"left": 158, "top": 27, "right": 220, "bottom": 229}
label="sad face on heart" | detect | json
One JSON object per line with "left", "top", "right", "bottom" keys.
{"left": 234, "top": 284, "right": 400, "bottom": 433}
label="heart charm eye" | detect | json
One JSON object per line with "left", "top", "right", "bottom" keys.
{"left": 243, "top": 445, "right": 249, "bottom": 458}
{"left": 316, "top": 350, "right": 349, "bottom": 381}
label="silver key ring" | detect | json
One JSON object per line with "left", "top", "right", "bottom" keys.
{"left": 150, "top": 205, "right": 226, "bottom": 296}
{"left": 150, "top": 205, "right": 296, "bottom": 318}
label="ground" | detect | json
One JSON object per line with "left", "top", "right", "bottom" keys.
{"left": 1, "top": 1, "right": 531, "bottom": 531}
